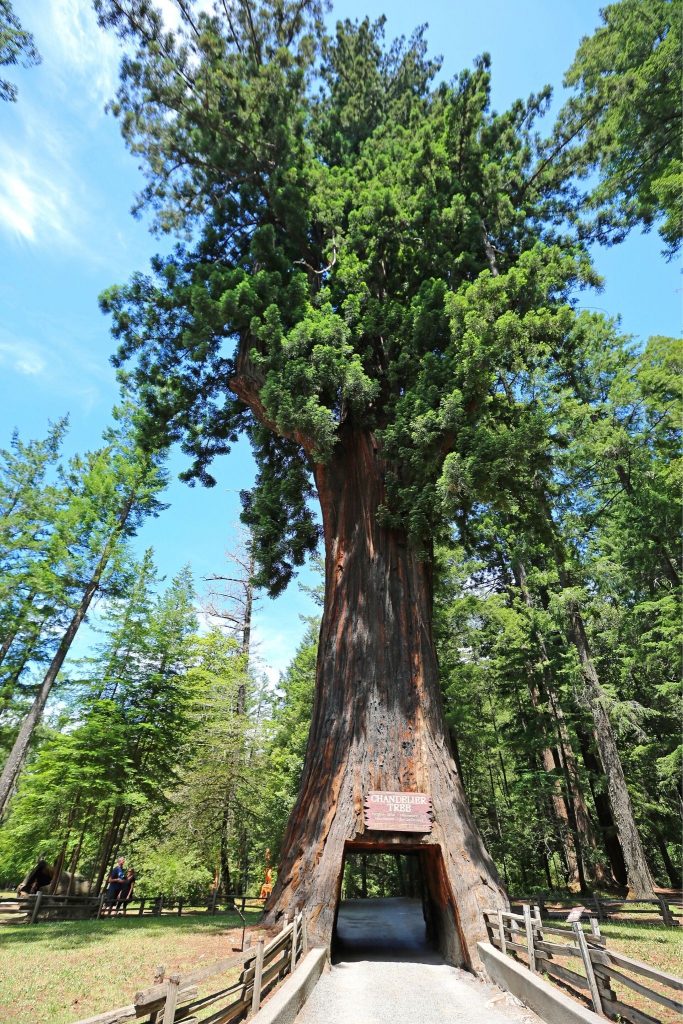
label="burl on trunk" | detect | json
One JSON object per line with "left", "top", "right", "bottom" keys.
{"left": 263, "top": 428, "right": 507, "bottom": 968}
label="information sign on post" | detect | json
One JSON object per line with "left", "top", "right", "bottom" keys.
{"left": 566, "top": 906, "right": 586, "bottom": 923}
{"left": 364, "top": 791, "right": 433, "bottom": 833}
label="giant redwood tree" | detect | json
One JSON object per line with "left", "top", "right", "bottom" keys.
{"left": 95, "top": 0, "right": 624, "bottom": 963}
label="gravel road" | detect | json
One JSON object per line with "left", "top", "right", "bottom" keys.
{"left": 293, "top": 898, "right": 541, "bottom": 1024}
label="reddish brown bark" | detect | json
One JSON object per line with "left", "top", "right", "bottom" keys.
{"left": 264, "top": 428, "right": 506, "bottom": 968}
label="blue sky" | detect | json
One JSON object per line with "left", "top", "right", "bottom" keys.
{"left": 2, "top": 0, "right": 680, "bottom": 681}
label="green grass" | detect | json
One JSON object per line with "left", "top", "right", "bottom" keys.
{"left": 533, "top": 920, "right": 682, "bottom": 1023}
{"left": 599, "top": 920, "right": 683, "bottom": 1024}
{"left": 0, "top": 909, "right": 263, "bottom": 1024}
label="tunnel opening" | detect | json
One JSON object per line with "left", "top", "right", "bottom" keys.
{"left": 331, "top": 841, "right": 465, "bottom": 966}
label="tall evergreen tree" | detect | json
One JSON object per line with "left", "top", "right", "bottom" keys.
{"left": 92, "top": 0, "right": 661, "bottom": 958}
{"left": 552, "top": 0, "right": 682, "bottom": 255}
{"left": 0, "top": 410, "right": 167, "bottom": 818}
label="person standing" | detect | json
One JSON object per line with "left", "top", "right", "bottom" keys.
{"left": 116, "top": 868, "right": 136, "bottom": 914}
{"left": 104, "top": 857, "right": 126, "bottom": 915}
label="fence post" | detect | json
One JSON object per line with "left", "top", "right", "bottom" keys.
{"left": 656, "top": 894, "right": 676, "bottom": 927}
{"left": 496, "top": 910, "right": 507, "bottom": 953}
{"left": 250, "top": 938, "right": 264, "bottom": 1017}
{"left": 523, "top": 905, "right": 537, "bottom": 973}
{"left": 538, "top": 893, "right": 546, "bottom": 920}
{"left": 96, "top": 892, "right": 105, "bottom": 920}
{"left": 589, "top": 916, "right": 601, "bottom": 941}
{"left": 162, "top": 973, "right": 180, "bottom": 1024}
{"left": 592, "top": 895, "right": 603, "bottom": 922}
{"left": 290, "top": 913, "right": 299, "bottom": 973}
{"left": 148, "top": 965, "right": 165, "bottom": 1024}
{"left": 572, "top": 922, "right": 604, "bottom": 1016}
{"left": 177, "top": 899, "right": 183, "bottom": 917}
{"left": 29, "top": 891, "right": 43, "bottom": 925}
{"left": 139, "top": 898, "right": 146, "bottom": 916}
{"left": 302, "top": 910, "right": 309, "bottom": 955}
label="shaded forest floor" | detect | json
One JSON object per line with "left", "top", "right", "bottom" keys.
{"left": 0, "top": 908, "right": 263, "bottom": 1024}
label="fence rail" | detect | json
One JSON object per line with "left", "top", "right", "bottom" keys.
{"left": 483, "top": 904, "right": 683, "bottom": 1024}
{"left": 509, "top": 893, "right": 682, "bottom": 928}
{"left": 0, "top": 891, "right": 268, "bottom": 925}
{"left": 71, "top": 909, "right": 307, "bottom": 1024}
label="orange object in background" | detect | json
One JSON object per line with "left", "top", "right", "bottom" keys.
{"left": 259, "top": 849, "right": 273, "bottom": 900}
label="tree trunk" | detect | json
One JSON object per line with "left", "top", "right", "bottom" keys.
{"left": 94, "top": 807, "right": 125, "bottom": 895}
{"left": 566, "top": 603, "right": 655, "bottom": 897}
{"left": 65, "top": 822, "right": 87, "bottom": 898}
{"left": 528, "top": 489, "right": 653, "bottom": 897}
{"left": 514, "top": 565, "right": 615, "bottom": 890}
{"left": 360, "top": 855, "right": 368, "bottom": 899}
{"left": 575, "top": 725, "right": 629, "bottom": 887}
{"left": 546, "top": 690, "right": 618, "bottom": 890}
{"left": 220, "top": 804, "right": 233, "bottom": 899}
{"left": 655, "top": 831, "right": 681, "bottom": 889}
{"left": 532, "top": 577, "right": 627, "bottom": 889}
{"left": 263, "top": 428, "right": 506, "bottom": 969}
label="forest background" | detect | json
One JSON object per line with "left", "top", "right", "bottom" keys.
{"left": 0, "top": 0, "right": 680, "bottom": 902}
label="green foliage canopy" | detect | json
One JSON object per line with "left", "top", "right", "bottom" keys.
{"left": 555, "top": 0, "right": 682, "bottom": 256}
{"left": 0, "top": 0, "right": 40, "bottom": 101}
{"left": 96, "top": 0, "right": 597, "bottom": 592}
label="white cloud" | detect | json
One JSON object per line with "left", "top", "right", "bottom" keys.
{"left": 157, "top": 0, "right": 215, "bottom": 32}
{"left": 0, "top": 325, "right": 108, "bottom": 410}
{"left": 0, "top": 143, "right": 76, "bottom": 246}
{"left": 251, "top": 622, "right": 299, "bottom": 685}
{"left": 0, "top": 338, "right": 47, "bottom": 376}
{"left": 42, "top": 0, "right": 123, "bottom": 109}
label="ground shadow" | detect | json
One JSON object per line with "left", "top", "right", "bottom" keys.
{"left": 332, "top": 896, "right": 443, "bottom": 965}
{"left": 0, "top": 908, "right": 263, "bottom": 951}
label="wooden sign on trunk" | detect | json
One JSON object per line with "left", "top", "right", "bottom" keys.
{"left": 364, "top": 791, "right": 433, "bottom": 833}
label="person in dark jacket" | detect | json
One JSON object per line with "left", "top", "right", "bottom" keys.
{"left": 116, "top": 868, "right": 136, "bottom": 914}
{"left": 104, "top": 857, "right": 126, "bottom": 914}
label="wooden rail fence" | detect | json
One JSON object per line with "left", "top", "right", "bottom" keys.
{"left": 0, "top": 892, "right": 267, "bottom": 925}
{"left": 71, "top": 910, "right": 307, "bottom": 1024}
{"left": 509, "top": 894, "right": 681, "bottom": 928}
{"left": 483, "top": 904, "right": 683, "bottom": 1024}
{"left": 0, "top": 893, "right": 102, "bottom": 924}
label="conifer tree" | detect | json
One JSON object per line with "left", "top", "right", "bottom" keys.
{"left": 552, "top": 0, "right": 682, "bottom": 256}
{"left": 93, "top": 0, "right": 672, "bottom": 954}
{"left": 0, "top": 410, "right": 167, "bottom": 818}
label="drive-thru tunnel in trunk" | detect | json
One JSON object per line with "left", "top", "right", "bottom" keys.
{"left": 332, "top": 843, "right": 465, "bottom": 965}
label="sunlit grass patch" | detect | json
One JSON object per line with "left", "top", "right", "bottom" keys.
{"left": 0, "top": 909, "right": 263, "bottom": 1024}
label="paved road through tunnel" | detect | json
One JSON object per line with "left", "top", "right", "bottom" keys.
{"left": 294, "top": 897, "right": 541, "bottom": 1024}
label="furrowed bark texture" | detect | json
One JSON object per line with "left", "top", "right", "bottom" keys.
{"left": 264, "top": 428, "right": 506, "bottom": 968}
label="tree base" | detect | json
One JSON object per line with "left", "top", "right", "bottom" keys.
{"left": 263, "top": 739, "right": 508, "bottom": 971}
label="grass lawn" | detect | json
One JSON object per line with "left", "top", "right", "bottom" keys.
{"left": 0, "top": 909, "right": 263, "bottom": 1024}
{"left": 532, "top": 919, "right": 682, "bottom": 1023}
{"left": 599, "top": 920, "right": 683, "bottom": 1024}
